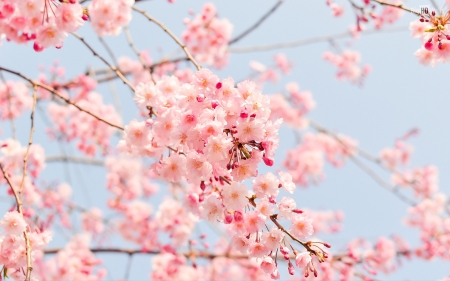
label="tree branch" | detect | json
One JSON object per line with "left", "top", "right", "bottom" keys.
{"left": 229, "top": 0, "right": 284, "bottom": 45}
{"left": 0, "top": 164, "right": 33, "bottom": 281}
{"left": 71, "top": 33, "right": 136, "bottom": 92}
{"left": 0, "top": 66, "right": 124, "bottom": 131}
{"left": 371, "top": 0, "right": 421, "bottom": 16}
{"left": 46, "top": 155, "right": 105, "bottom": 166}
{"left": 132, "top": 6, "right": 202, "bottom": 71}
{"left": 229, "top": 25, "right": 408, "bottom": 53}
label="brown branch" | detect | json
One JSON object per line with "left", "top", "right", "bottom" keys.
{"left": 229, "top": 0, "right": 284, "bottom": 45}
{"left": 229, "top": 25, "right": 408, "bottom": 53}
{"left": 71, "top": 33, "right": 136, "bottom": 92}
{"left": 44, "top": 247, "right": 249, "bottom": 259}
{"left": 98, "top": 36, "right": 117, "bottom": 65}
{"left": 349, "top": 155, "right": 417, "bottom": 206}
{"left": 371, "top": 0, "right": 421, "bottom": 16}
{"left": 124, "top": 26, "right": 156, "bottom": 83}
{"left": 19, "top": 85, "right": 37, "bottom": 195}
{"left": 132, "top": 6, "right": 202, "bottom": 71}
{"left": 0, "top": 66, "right": 124, "bottom": 131}
{"left": 308, "top": 119, "right": 417, "bottom": 206}
{"left": 0, "top": 164, "right": 33, "bottom": 281}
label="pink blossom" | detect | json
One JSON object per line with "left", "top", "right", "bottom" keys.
{"left": 245, "top": 211, "right": 266, "bottom": 233}
{"left": 260, "top": 256, "right": 276, "bottom": 274}
{"left": 252, "top": 172, "right": 279, "bottom": 198}
{"left": 201, "top": 194, "right": 224, "bottom": 222}
{"left": 295, "top": 251, "right": 312, "bottom": 268}
{"left": 290, "top": 215, "right": 314, "bottom": 239}
{"left": 222, "top": 182, "right": 248, "bottom": 210}
{"left": 0, "top": 211, "right": 27, "bottom": 235}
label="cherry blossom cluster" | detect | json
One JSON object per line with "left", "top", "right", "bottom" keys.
{"left": 182, "top": 3, "right": 233, "bottom": 68}
{"left": 0, "top": 138, "right": 45, "bottom": 183}
{"left": 0, "top": 79, "right": 32, "bottom": 120}
{"left": 105, "top": 157, "right": 158, "bottom": 206}
{"left": 47, "top": 91, "right": 121, "bottom": 156}
{"left": 34, "top": 235, "right": 106, "bottom": 281}
{"left": 0, "top": 0, "right": 86, "bottom": 51}
{"left": 284, "top": 132, "right": 357, "bottom": 186}
{"left": 379, "top": 140, "right": 413, "bottom": 170}
{"left": 88, "top": 0, "right": 134, "bottom": 37}
{"left": 323, "top": 50, "right": 371, "bottom": 85}
{"left": 406, "top": 193, "right": 450, "bottom": 260}
{"left": 0, "top": 210, "right": 52, "bottom": 280}
{"left": 349, "top": 0, "right": 403, "bottom": 31}
{"left": 410, "top": 10, "right": 450, "bottom": 66}
{"left": 248, "top": 54, "right": 294, "bottom": 87}
{"left": 325, "top": 0, "right": 344, "bottom": 18}
{"left": 269, "top": 82, "right": 315, "bottom": 130}
{"left": 119, "top": 68, "right": 281, "bottom": 180}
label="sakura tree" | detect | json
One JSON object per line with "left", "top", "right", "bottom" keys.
{"left": 0, "top": 0, "right": 449, "bottom": 280}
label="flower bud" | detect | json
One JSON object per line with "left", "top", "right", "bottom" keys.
{"left": 33, "top": 42, "right": 44, "bottom": 52}
{"left": 234, "top": 210, "right": 244, "bottom": 222}
{"left": 224, "top": 212, "right": 233, "bottom": 224}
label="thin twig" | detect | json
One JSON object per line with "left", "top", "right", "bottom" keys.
{"left": 229, "top": 25, "right": 408, "bottom": 53}
{"left": 124, "top": 26, "right": 156, "bottom": 83}
{"left": 124, "top": 254, "right": 133, "bottom": 281}
{"left": 229, "top": 0, "right": 284, "bottom": 44}
{"left": 348, "top": 155, "right": 417, "bottom": 206}
{"left": 132, "top": 6, "right": 202, "bottom": 70}
{"left": 71, "top": 33, "right": 136, "bottom": 92}
{"left": 19, "top": 85, "right": 37, "bottom": 195}
{"left": 0, "top": 66, "right": 124, "bottom": 131}
{"left": 46, "top": 155, "right": 105, "bottom": 166}
{"left": 371, "top": 0, "right": 421, "bottom": 16}
{"left": 98, "top": 36, "right": 117, "bottom": 65}
{"left": 308, "top": 119, "right": 417, "bottom": 206}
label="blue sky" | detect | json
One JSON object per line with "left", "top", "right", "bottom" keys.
{"left": 0, "top": 0, "right": 449, "bottom": 280}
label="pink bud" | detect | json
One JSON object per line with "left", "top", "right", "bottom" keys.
{"left": 284, "top": 254, "right": 290, "bottom": 260}
{"left": 82, "top": 14, "right": 89, "bottom": 21}
{"left": 250, "top": 113, "right": 256, "bottom": 118}
{"left": 33, "top": 42, "right": 44, "bottom": 52}
{"left": 288, "top": 264, "right": 295, "bottom": 275}
{"left": 270, "top": 269, "right": 280, "bottom": 280}
{"left": 200, "top": 181, "right": 206, "bottom": 191}
{"left": 69, "top": 0, "right": 76, "bottom": 3}
{"left": 269, "top": 195, "right": 276, "bottom": 204}
{"left": 224, "top": 212, "right": 233, "bottom": 224}
{"left": 211, "top": 100, "right": 219, "bottom": 109}
{"left": 145, "top": 119, "right": 154, "bottom": 127}
{"left": 234, "top": 210, "right": 244, "bottom": 222}
{"left": 187, "top": 193, "right": 199, "bottom": 206}
{"left": 196, "top": 94, "right": 205, "bottom": 102}
{"left": 216, "top": 82, "right": 222, "bottom": 89}
{"left": 293, "top": 209, "right": 303, "bottom": 214}
{"left": 240, "top": 109, "right": 248, "bottom": 118}
{"left": 424, "top": 41, "right": 433, "bottom": 51}
{"left": 263, "top": 156, "right": 274, "bottom": 166}
{"left": 200, "top": 234, "right": 207, "bottom": 239}
{"left": 280, "top": 246, "right": 289, "bottom": 255}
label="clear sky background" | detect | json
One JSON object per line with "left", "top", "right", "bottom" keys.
{"left": 0, "top": 0, "right": 449, "bottom": 280}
